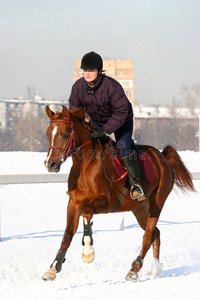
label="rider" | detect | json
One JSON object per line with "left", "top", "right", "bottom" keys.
{"left": 68, "top": 51, "right": 145, "bottom": 201}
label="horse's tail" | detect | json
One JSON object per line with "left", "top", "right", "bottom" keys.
{"left": 162, "top": 145, "right": 196, "bottom": 193}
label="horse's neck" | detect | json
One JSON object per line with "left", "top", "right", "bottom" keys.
{"left": 72, "top": 119, "right": 90, "bottom": 144}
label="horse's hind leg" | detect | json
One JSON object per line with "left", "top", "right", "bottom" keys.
{"left": 126, "top": 202, "right": 149, "bottom": 280}
{"left": 152, "top": 227, "right": 160, "bottom": 260}
{"left": 82, "top": 214, "right": 95, "bottom": 263}
{"left": 126, "top": 199, "right": 161, "bottom": 280}
{"left": 126, "top": 217, "right": 160, "bottom": 281}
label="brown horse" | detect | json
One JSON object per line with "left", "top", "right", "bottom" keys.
{"left": 42, "top": 105, "right": 195, "bottom": 281}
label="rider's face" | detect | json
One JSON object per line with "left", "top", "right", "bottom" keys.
{"left": 83, "top": 69, "right": 98, "bottom": 84}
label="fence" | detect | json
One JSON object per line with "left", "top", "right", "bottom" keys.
{"left": 1, "top": 172, "right": 200, "bottom": 240}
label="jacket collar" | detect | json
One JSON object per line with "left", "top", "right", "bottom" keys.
{"left": 84, "top": 75, "right": 104, "bottom": 94}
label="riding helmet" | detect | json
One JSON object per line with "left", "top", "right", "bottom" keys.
{"left": 81, "top": 51, "right": 103, "bottom": 70}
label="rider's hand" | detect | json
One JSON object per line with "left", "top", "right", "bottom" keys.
{"left": 90, "top": 129, "right": 107, "bottom": 139}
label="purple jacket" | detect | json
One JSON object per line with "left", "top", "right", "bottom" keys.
{"left": 69, "top": 75, "right": 133, "bottom": 134}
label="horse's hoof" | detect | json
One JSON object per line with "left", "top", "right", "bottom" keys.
{"left": 125, "top": 270, "right": 138, "bottom": 281}
{"left": 42, "top": 270, "right": 56, "bottom": 281}
{"left": 82, "top": 249, "right": 95, "bottom": 263}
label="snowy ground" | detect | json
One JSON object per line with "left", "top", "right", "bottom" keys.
{"left": 0, "top": 151, "right": 200, "bottom": 300}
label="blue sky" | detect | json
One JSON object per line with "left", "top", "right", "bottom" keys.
{"left": 0, "top": 0, "right": 200, "bottom": 105}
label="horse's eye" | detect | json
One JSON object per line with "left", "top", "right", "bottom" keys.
{"left": 63, "top": 133, "right": 69, "bottom": 139}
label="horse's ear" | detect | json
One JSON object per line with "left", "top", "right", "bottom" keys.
{"left": 46, "top": 106, "right": 55, "bottom": 119}
{"left": 62, "top": 105, "right": 70, "bottom": 119}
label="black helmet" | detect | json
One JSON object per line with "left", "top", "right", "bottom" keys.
{"left": 81, "top": 51, "right": 103, "bottom": 70}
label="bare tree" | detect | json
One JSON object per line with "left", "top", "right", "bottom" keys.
{"left": 0, "top": 130, "right": 15, "bottom": 151}
{"left": 13, "top": 112, "right": 49, "bottom": 151}
{"left": 135, "top": 84, "right": 199, "bottom": 151}
{"left": 0, "top": 110, "right": 49, "bottom": 152}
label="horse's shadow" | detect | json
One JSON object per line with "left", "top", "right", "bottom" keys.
{"left": 2, "top": 228, "right": 119, "bottom": 242}
{"left": 2, "top": 230, "right": 65, "bottom": 241}
{"left": 125, "top": 219, "right": 200, "bottom": 230}
{"left": 161, "top": 264, "right": 200, "bottom": 278}
{"left": 2, "top": 219, "right": 200, "bottom": 241}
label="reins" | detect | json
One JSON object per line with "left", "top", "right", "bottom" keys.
{"left": 97, "top": 139, "right": 128, "bottom": 183}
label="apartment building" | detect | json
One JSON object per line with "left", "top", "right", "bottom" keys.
{"left": 0, "top": 99, "right": 65, "bottom": 130}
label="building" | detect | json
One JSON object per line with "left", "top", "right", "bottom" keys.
{"left": 74, "top": 58, "right": 134, "bottom": 106}
{"left": 0, "top": 98, "right": 65, "bottom": 131}
{"left": 0, "top": 102, "right": 6, "bottom": 130}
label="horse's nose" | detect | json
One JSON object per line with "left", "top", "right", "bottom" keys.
{"left": 44, "top": 159, "right": 61, "bottom": 173}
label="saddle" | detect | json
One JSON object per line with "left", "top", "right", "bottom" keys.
{"left": 106, "top": 139, "right": 156, "bottom": 186}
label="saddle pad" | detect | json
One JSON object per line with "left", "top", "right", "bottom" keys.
{"left": 137, "top": 150, "right": 157, "bottom": 185}
{"left": 109, "top": 144, "right": 156, "bottom": 186}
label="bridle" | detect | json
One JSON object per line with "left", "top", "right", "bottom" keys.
{"left": 48, "top": 119, "right": 91, "bottom": 159}
{"left": 48, "top": 119, "right": 127, "bottom": 183}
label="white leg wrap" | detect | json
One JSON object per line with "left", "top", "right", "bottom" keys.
{"left": 50, "top": 261, "right": 58, "bottom": 273}
{"left": 83, "top": 236, "right": 94, "bottom": 255}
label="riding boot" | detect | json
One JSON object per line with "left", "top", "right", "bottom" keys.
{"left": 122, "top": 151, "right": 146, "bottom": 201}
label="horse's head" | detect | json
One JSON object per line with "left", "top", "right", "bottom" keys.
{"left": 44, "top": 105, "right": 72, "bottom": 172}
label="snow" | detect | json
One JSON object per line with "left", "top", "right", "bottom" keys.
{"left": 0, "top": 151, "right": 200, "bottom": 300}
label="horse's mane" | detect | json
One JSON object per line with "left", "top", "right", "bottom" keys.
{"left": 51, "top": 107, "right": 94, "bottom": 133}
{"left": 69, "top": 107, "right": 94, "bottom": 133}
{"left": 69, "top": 107, "right": 86, "bottom": 121}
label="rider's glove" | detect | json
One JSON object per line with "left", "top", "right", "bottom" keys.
{"left": 90, "top": 129, "right": 107, "bottom": 139}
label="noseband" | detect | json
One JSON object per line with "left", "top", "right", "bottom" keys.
{"left": 48, "top": 119, "right": 91, "bottom": 159}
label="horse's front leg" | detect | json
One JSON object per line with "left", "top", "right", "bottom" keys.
{"left": 82, "top": 216, "right": 95, "bottom": 263}
{"left": 42, "top": 201, "right": 81, "bottom": 281}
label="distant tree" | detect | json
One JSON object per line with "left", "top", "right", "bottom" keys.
{"left": 13, "top": 111, "right": 49, "bottom": 151}
{"left": 0, "top": 109, "right": 48, "bottom": 152}
{"left": 178, "top": 84, "right": 199, "bottom": 150}
{"left": 180, "top": 84, "right": 200, "bottom": 112}
{"left": 0, "top": 130, "right": 15, "bottom": 151}
{"left": 135, "top": 84, "right": 199, "bottom": 151}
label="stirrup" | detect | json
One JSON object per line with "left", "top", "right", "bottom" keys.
{"left": 130, "top": 184, "right": 146, "bottom": 201}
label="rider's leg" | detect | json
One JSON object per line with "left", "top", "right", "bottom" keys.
{"left": 90, "top": 119, "right": 145, "bottom": 201}
{"left": 115, "top": 119, "right": 145, "bottom": 201}
{"left": 90, "top": 121, "right": 102, "bottom": 130}
{"left": 122, "top": 151, "right": 145, "bottom": 201}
